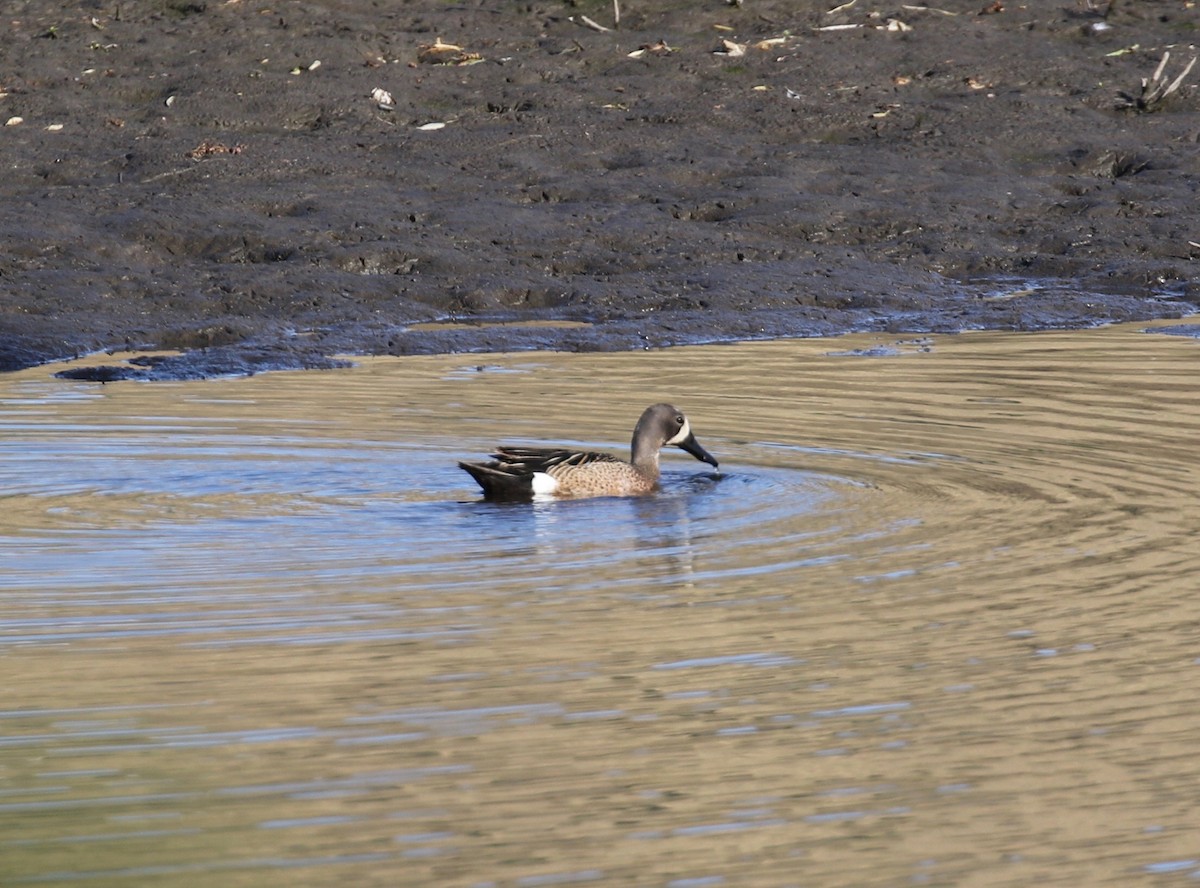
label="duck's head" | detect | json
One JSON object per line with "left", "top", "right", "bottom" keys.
{"left": 636, "top": 403, "right": 719, "bottom": 469}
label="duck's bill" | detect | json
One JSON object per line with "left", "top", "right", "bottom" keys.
{"left": 677, "top": 434, "right": 719, "bottom": 469}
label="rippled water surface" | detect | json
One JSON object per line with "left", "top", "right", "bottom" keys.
{"left": 3, "top": 322, "right": 1200, "bottom": 887}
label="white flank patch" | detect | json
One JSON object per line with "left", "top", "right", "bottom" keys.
{"left": 666, "top": 418, "right": 691, "bottom": 446}
{"left": 530, "top": 472, "right": 559, "bottom": 495}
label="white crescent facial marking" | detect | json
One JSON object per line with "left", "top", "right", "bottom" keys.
{"left": 531, "top": 472, "right": 559, "bottom": 495}
{"left": 666, "top": 417, "right": 691, "bottom": 446}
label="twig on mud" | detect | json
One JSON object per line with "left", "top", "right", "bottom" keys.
{"left": 901, "top": 4, "right": 958, "bottom": 14}
{"left": 570, "top": 15, "right": 610, "bottom": 33}
{"left": 613, "top": 0, "right": 620, "bottom": 29}
{"left": 142, "top": 166, "right": 201, "bottom": 184}
{"left": 1118, "top": 51, "right": 1198, "bottom": 112}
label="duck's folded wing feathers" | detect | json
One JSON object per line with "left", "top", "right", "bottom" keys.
{"left": 491, "top": 447, "right": 622, "bottom": 474}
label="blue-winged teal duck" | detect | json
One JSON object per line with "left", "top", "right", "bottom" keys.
{"left": 459, "top": 403, "right": 719, "bottom": 500}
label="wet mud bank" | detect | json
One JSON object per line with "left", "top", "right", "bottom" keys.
{"left": 3, "top": 0, "right": 1198, "bottom": 379}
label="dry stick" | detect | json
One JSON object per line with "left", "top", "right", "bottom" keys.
{"left": 1142, "top": 51, "right": 1197, "bottom": 108}
{"left": 613, "top": 0, "right": 620, "bottom": 29}
{"left": 572, "top": 14, "right": 610, "bottom": 32}
{"left": 1150, "top": 50, "right": 1171, "bottom": 86}
{"left": 1163, "top": 55, "right": 1198, "bottom": 99}
{"left": 901, "top": 4, "right": 958, "bottom": 14}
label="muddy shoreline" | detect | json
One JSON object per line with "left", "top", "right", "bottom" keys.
{"left": 3, "top": 0, "right": 1198, "bottom": 379}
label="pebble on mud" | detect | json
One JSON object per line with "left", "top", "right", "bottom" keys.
{"left": 371, "top": 87, "right": 396, "bottom": 110}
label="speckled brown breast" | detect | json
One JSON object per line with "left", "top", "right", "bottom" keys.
{"left": 539, "top": 452, "right": 659, "bottom": 497}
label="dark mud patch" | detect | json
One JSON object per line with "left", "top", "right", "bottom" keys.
{"left": 1146, "top": 323, "right": 1200, "bottom": 338}
{"left": 3, "top": 0, "right": 1199, "bottom": 379}
{"left": 53, "top": 345, "right": 352, "bottom": 382}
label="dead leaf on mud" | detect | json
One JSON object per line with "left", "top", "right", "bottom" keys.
{"left": 714, "top": 36, "right": 791, "bottom": 57}
{"left": 417, "top": 38, "right": 483, "bottom": 66}
{"left": 628, "top": 40, "right": 674, "bottom": 58}
{"left": 187, "top": 141, "right": 246, "bottom": 160}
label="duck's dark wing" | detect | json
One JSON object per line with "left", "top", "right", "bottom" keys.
{"left": 457, "top": 459, "right": 533, "bottom": 500}
{"left": 491, "top": 447, "right": 621, "bottom": 474}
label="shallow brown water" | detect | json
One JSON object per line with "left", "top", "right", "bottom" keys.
{"left": 3, "top": 321, "right": 1200, "bottom": 887}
